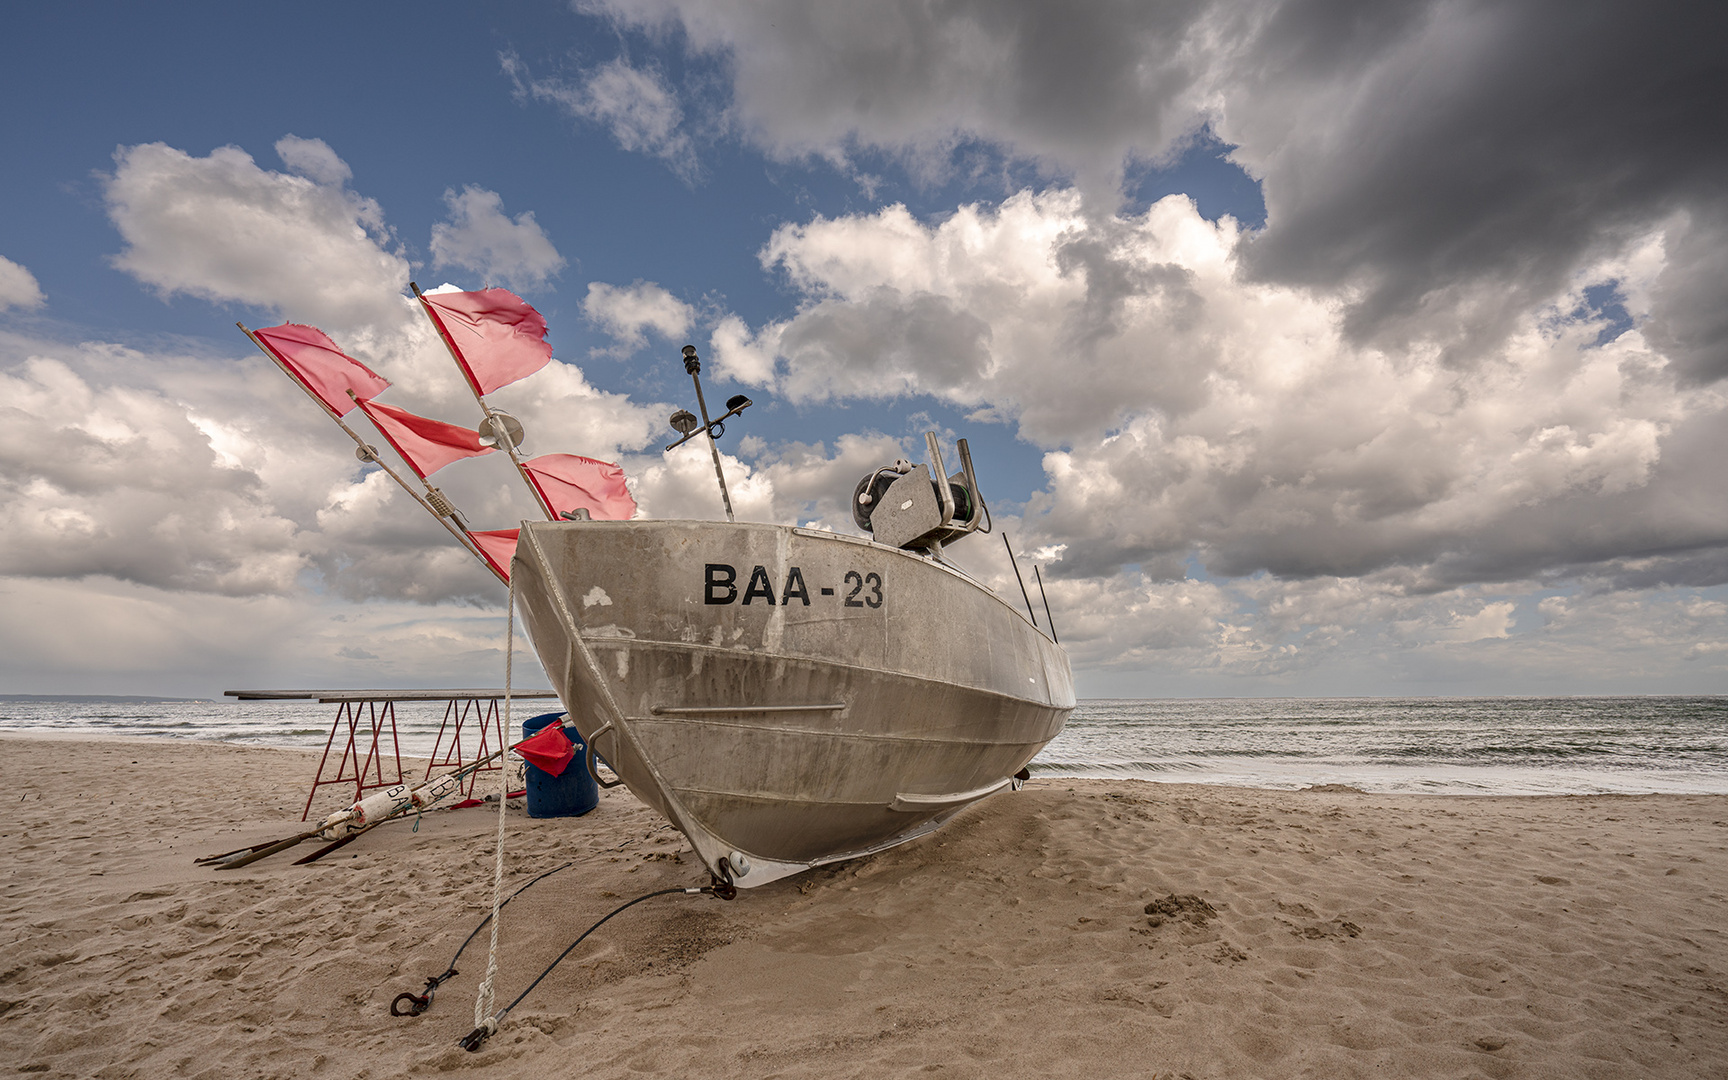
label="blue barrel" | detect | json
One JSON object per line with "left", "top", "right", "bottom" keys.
{"left": 521, "top": 712, "right": 597, "bottom": 818}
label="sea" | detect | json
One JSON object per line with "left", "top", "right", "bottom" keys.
{"left": 1, "top": 695, "right": 1724, "bottom": 796}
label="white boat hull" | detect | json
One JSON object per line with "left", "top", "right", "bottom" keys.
{"left": 512, "top": 520, "right": 1074, "bottom": 887}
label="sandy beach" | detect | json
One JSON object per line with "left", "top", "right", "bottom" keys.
{"left": 4, "top": 735, "right": 1726, "bottom": 1079}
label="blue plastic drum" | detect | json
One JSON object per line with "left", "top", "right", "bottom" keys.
{"left": 521, "top": 712, "right": 598, "bottom": 818}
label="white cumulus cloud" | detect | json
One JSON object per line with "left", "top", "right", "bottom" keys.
{"left": 581, "top": 280, "right": 694, "bottom": 355}
{"left": 0, "top": 352, "right": 307, "bottom": 596}
{"left": 104, "top": 141, "right": 410, "bottom": 334}
{"left": 429, "top": 185, "right": 566, "bottom": 291}
{"left": 0, "top": 255, "right": 45, "bottom": 311}
{"left": 583, "top": 0, "right": 1728, "bottom": 381}
{"left": 708, "top": 189, "right": 1725, "bottom": 598}
{"left": 274, "top": 134, "right": 352, "bottom": 185}
{"left": 505, "top": 52, "right": 697, "bottom": 181}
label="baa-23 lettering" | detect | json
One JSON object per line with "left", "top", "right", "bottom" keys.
{"left": 704, "top": 564, "right": 882, "bottom": 609}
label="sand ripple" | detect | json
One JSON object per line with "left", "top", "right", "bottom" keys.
{"left": 3, "top": 736, "right": 1726, "bottom": 1078}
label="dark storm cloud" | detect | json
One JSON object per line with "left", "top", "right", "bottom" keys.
{"left": 1227, "top": 0, "right": 1728, "bottom": 380}
{"left": 593, "top": 0, "right": 1728, "bottom": 381}
{"left": 1642, "top": 205, "right": 1728, "bottom": 384}
{"left": 586, "top": 0, "right": 1213, "bottom": 194}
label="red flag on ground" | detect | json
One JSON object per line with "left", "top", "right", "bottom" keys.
{"left": 420, "top": 288, "right": 553, "bottom": 396}
{"left": 513, "top": 721, "right": 576, "bottom": 777}
{"left": 253, "top": 323, "right": 390, "bottom": 416}
{"left": 523, "top": 454, "right": 637, "bottom": 521}
{"left": 355, "top": 398, "right": 494, "bottom": 479}
{"left": 467, "top": 528, "right": 519, "bottom": 582}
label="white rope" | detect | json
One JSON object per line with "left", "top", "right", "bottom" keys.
{"left": 473, "top": 571, "right": 517, "bottom": 1031}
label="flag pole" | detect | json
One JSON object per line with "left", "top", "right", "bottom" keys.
{"left": 239, "top": 322, "right": 504, "bottom": 585}
{"left": 410, "top": 283, "right": 558, "bottom": 522}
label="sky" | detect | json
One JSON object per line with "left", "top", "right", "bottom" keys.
{"left": 1, "top": 0, "right": 1724, "bottom": 700}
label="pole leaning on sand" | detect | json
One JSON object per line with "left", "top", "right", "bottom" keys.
{"left": 194, "top": 750, "right": 507, "bottom": 869}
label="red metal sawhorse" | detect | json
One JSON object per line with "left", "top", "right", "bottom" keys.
{"left": 424, "top": 696, "right": 510, "bottom": 800}
{"left": 222, "top": 689, "right": 562, "bottom": 820}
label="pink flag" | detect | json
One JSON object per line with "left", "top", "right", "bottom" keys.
{"left": 253, "top": 323, "right": 390, "bottom": 416}
{"left": 513, "top": 721, "right": 576, "bottom": 777}
{"left": 523, "top": 454, "right": 637, "bottom": 521}
{"left": 467, "top": 528, "right": 519, "bottom": 582}
{"left": 420, "top": 288, "right": 553, "bottom": 396}
{"left": 355, "top": 398, "right": 494, "bottom": 479}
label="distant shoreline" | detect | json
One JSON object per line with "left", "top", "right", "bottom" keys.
{"left": 0, "top": 694, "right": 214, "bottom": 704}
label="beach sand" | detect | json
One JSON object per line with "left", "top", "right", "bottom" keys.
{"left": 4, "top": 735, "right": 1726, "bottom": 1079}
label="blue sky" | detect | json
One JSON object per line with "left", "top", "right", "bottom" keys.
{"left": 1, "top": 1, "right": 1724, "bottom": 698}
{"left": 0, "top": 4, "right": 1261, "bottom": 408}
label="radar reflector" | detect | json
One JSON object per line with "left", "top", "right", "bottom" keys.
{"left": 476, "top": 411, "right": 524, "bottom": 450}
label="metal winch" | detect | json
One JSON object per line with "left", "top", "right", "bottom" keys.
{"left": 852, "top": 433, "right": 990, "bottom": 553}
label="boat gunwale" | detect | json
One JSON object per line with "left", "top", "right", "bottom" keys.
{"left": 788, "top": 522, "right": 1052, "bottom": 640}
{"left": 530, "top": 517, "right": 1056, "bottom": 644}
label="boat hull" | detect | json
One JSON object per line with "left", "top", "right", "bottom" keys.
{"left": 512, "top": 520, "right": 1074, "bottom": 887}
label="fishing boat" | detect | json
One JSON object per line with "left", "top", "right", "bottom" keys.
{"left": 511, "top": 427, "right": 1075, "bottom": 889}
{"left": 241, "top": 292, "right": 1073, "bottom": 890}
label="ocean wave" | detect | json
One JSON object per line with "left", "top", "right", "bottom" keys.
{"left": 6, "top": 695, "right": 1727, "bottom": 796}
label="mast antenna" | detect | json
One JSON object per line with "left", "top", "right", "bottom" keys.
{"left": 664, "top": 345, "right": 751, "bottom": 523}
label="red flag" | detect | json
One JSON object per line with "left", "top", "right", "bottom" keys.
{"left": 513, "top": 721, "right": 576, "bottom": 777}
{"left": 420, "top": 288, "right": 553, "bottom": 396}
{"left": 355, "top": 399, "right": 494, "bottom": 479}
{"left": 523, "top": 454, "right": 637, "bottom": 521}
{"left": 467, "top": 528, "right": 519, "bottom": 582}
{"left": 253, "top": 323, "right": 390, "bottom": 416}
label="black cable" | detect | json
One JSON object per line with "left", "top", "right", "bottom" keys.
{"left": 459, "top": 884, "right": 711, "bottom": 1051}
{"left": 391, "top": 860, "right": 577, "bottom": 1017}
{"left": 394, "top": 828, "right": 676, "bottom": 1017}
{"left": 499, "top": 886, "right": 692, "bottom": 1017}
{"left": 452, "top": 860, "right": 576, "bottom": 966}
